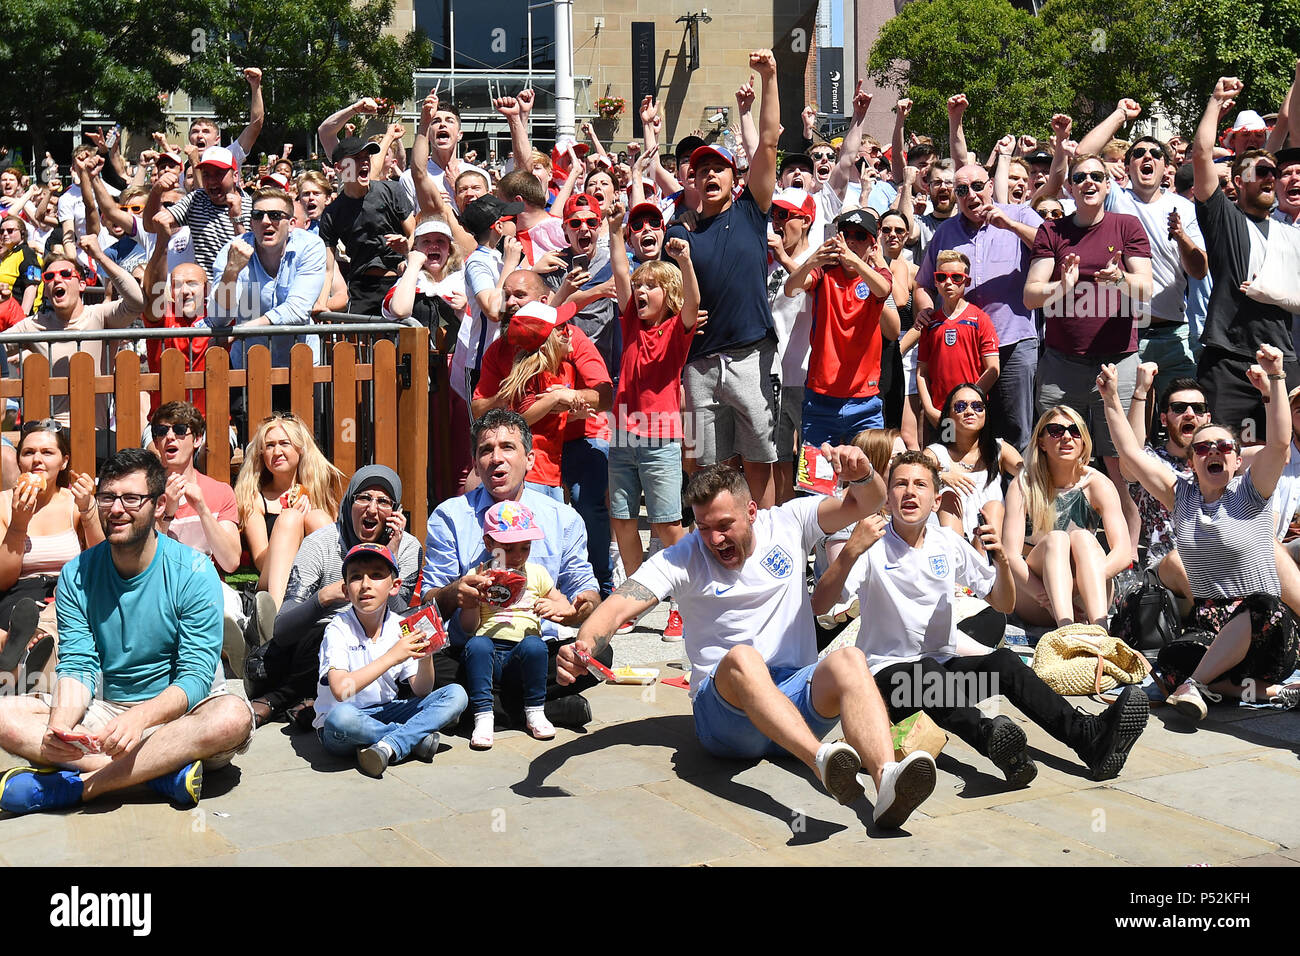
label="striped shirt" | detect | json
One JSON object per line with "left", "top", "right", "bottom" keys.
{"left": 167, "top": 188, "right": 250, "bottom": 277}
{"left": 1173, "top": 472, "right": 1279, "bottom": 599}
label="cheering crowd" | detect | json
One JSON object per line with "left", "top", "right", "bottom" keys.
{"left": 0, "top": 48, "right": 1296, "bottom": 830}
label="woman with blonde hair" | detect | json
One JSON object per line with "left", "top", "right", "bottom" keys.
{"left": 1002, "top": 406, "right": 1130, "bottom": 627}
{"left": 235, "top": 414, "right": 345, "bottom": 611}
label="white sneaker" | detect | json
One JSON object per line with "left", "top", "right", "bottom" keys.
{"left": 872, "top": 751, "right": 937, "bottom": 829}
{"left": 1166, "top": 680, "right": 1211, "bottom": 721}
{"left": 815, "top": 740, "right": 864, "bottom": 805}
{"left": 525, "top": 709, "right": 556, "bottom": 740}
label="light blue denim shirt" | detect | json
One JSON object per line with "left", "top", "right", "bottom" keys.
{"left": 208, "top": 227, "right": 328, "bottom": 366}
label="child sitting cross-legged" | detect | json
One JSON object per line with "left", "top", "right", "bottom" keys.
{"left": 462, "top": 501, "right": 576, "bottom": 749}
{"left": 314, "top": 543, "right": 469, "bottom": 778}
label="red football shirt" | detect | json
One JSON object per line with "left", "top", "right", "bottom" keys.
{"left": 615, "top": 304, "right": 692, "bottom": 439}
{"left": 145, "top": 311, "right": 213, "bottom": 416}
{"left": 560, "top": 325, "right": 613, "bottom": 443}
{"left": 917, "top": 301, "right": 1000, "bottom": 410}
{"left": 806, "top": 263, "right": 890, "bottom": 398}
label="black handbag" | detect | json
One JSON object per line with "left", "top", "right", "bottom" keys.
{"left": 1109, "top": 567, "right": 1182, "bottom": 657}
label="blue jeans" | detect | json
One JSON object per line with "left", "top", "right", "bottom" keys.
{"left": 318, "top": 685, "right": 469, "bottom": 762}
{"left": 562, "top": 436, "right": 612, "bottom": 596}
{"left": 800, "top": 389, "right": 883, "bottom": 448}
{"left": 463, "top": 634, "right": 549, "bottom": 715}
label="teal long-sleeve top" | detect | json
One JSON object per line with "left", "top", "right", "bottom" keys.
{"left": 55, "top": 533, "right": 223, "bottom": 711}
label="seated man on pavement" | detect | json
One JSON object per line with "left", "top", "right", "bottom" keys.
{"left": 423, "top": 409, "right": 607, "bottom": 730}
{"left": 0, "top": 448, "right": 254, "bottom": 814}
{"left": 558, "top": 453, "right": 940, "bottom": 830}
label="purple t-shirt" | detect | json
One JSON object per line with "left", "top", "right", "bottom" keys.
{"left": 918, "top": 203, "right": 1043, "bottom": 346}
{"left": 1030, "top": 212, "right": 1152, "bottom": 356}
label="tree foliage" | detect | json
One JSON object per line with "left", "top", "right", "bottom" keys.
{"left": 181, "top": 0, "right": 431, "bottom": 152}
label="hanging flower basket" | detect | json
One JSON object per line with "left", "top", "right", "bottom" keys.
{"left": 595, "top": 96, "right": 625, "bottom": 119}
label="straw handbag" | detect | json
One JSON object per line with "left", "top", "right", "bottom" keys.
{"left": 1031, "top": 623, "right": 1150, "bottom": 696}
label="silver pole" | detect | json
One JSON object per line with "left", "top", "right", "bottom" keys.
{"left": 553, "top": 0, "right": 575, "bottom": 137}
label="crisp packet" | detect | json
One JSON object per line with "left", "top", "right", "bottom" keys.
{"left": 483, "top": 568, "right": 527, "bottom": 608}
{"left": 572, "top": 644, "right": 618, "bottom": 682}
{"left": 795, "top": 443, "right": 839, "bottom": 495}
{"left": 399, "top": 603, "right": 449, "bottom": 653}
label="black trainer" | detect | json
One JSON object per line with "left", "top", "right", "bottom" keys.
{"left": 411, "top": 732, "right": 440, "bottom": 763}
{"left": 984, "top": 715, "right": 1037, "bottom": 787}
{"left": 1077, "top": 685, "right": 1150, "bottom": 780}
{"left": 544, "top": 694, "right": 592, "bottom": 728}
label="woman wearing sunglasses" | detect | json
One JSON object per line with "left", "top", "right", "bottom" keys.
{"left": 928, "top": 384, "right": 1023, "bottom": 551}
{"left": 1002, "top": 406, "right": 1130, "bottom": 628}
{"left": 1100, "top": 346, "right": 1300, "bottom": 718}
{"left": 0, "top": 215, "right": 42, "bottom": 319}
{"left": 0, "top": 420, "right": 102, "bottom": 684}
{"left": 876, "top": 210, "right": 919, "bottom": 445}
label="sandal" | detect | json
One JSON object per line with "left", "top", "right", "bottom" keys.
{"left": 285, "top": 700, "right": 316, "bottom": 733}
{"left": 19, "top": 634, "right": 54, "bottom": 693}
{"left": 250, "top": 698, "right": 277, "bottom": 728}
{"left": 0, "top": 599, "right": 42, "bottom": 672}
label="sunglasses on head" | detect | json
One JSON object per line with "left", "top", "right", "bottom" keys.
{"left": 567, "top": 216, "right": 598, "bottom": 229}
{"left": 1192, "top": 439, "right": 1237, "bottom": 456}
{"left": 118, "top": 203, "right": 146, "bottom": 214}
{"left": 151, "top": 422, "right": 192, "bottom": 439}
{"left": 1128, "top": 147, "right": 1165, "bottom": 162}
{"left": 935, "top": 270, "right": 968, "bottom": 283}
{"left": 1043, "top": 422, "right": 1082, "bottom": 440}
{"left": 629, "top": 214, "right": 662, "bottom": 231}
{"left": 42, "top": 269, "right": 76, "bottom": 281}
{"left": 1167, "top": 400, "right": 1208, "bottom": 415}
{"left": 953, "top": 400, "right": 985, "bottom": 414}
{"left": 954, "top": 181, "right": 988, "bottom": 197}
{"left": 251, "top": 208, "right": 291, "bottom": 222}
{"left": 1071, "top": 170, "right": 1108, "bottom": 185}
{"left": 20, "top": 418, "right": 62, "bottom": 435}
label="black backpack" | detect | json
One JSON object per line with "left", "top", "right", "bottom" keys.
{"left": 1109, "top": 567, "right": 1182, "bottom": 657}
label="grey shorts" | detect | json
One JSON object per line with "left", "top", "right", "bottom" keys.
{"left": 35, "top": 688, "right": 255, "bottom": 771}
{"left": 776, "top": 384, "right": 804, "bottom": 464}
{"left": 682, "top": 339, "right": 779, "bottom": 465}
{"left": 1036, "top": 347, "right": 1137, "bottom": 459}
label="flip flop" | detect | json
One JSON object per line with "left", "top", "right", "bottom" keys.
{"left": 20, "top": 634, "right": 53, "bottom": 689}
{"left": 0, "top": 599, "right": 42, "bottom": 672}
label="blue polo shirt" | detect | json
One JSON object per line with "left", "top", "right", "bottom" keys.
{"left": 422, "top": 486, "right": 598, "bottom": 644}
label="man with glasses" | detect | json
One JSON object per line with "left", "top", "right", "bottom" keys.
{"left": 1192, "top": 77, "right": 1300, "bottom": 442}
{"left": 916, "top": 159, "right": 958, "bottom": 259}
{"left": 0, "top": 447, "right": 255, "bottom": 815}
{"left": 251, "top": 465, "right": 423, "bottom": 728}
{"left": 209, "top": 185, "right": 327, "bottom": 371}
{"left": 1078, "top": 106, "right": 1208, "bottom": 399}
{"left": 918, "top": 164, "right": 1043, "bottom": 451}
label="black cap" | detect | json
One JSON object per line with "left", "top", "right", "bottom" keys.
{"left": 1173, "top": 163, "right": 1195, "bottom": 193}
{"left": 779, "top": 152, "right": 815, "bottom": 175}
{"left": 675, "top": 135, "right": 707, "bottom": 165}
{"left": 836, "top": 208, "right": 879, "bottom": 237}
{"left": 1024, "top": 148, "right": 1053, "bottom": 165}
{"left": 461, "top": 194, "right": 525, "bottom": 237}
{"left": 1275, "top": 147, "right": 1300, "bottom": 172}
{"left": 331, "top": 137, "right": 382, "bottom": 165}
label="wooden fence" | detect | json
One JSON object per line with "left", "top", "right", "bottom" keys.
{"left": 0, "top": 325, "right": 441, "bottom": 535}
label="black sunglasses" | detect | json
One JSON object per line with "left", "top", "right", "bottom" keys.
{"left": 251, "top": 208, "right": 292, "bottom": 222}
{"left": 1248, "top": 164, "right": 1278, "bottom": 179}
{"left": 1128, "top": 147, "right": 1165, "bottom": 162}
{"left": 954, "top": 182, "right": 988, "bottom": 197}
{"left": 20, "top": 418, "right": 63, "bottom": 435}
{"left": 1043, "top": 422, "right": 1082, "bottom": 440}
{"left": 151, "top": 422, "right": 192, "bottom": 439}
{"left": 953, "top": 400, "right": 985, "bottom": 414}
{"left": 1167, "top": 400, "right": 1208, "bottom": 415}
{"left": 1071, "top": 171, "right": 1108, "bottom": 185}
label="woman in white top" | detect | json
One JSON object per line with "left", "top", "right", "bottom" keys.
{"left": 926, "top": 382, "right": 1023, "bottom": 550}
{"left": 1002, "top": 406, "right": 1130, "bottom": 628}
{"left": 1100, "top": 348, "right": 1300, "bottom": 718}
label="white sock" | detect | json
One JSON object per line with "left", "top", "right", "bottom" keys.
{"left": 373, "top": 740, "right": 395, "bottom": 760}
{"left": 524, "top": 705, "right": 545, "bottom": 722}
{"left": 474, "top": 712, "right": 494, "bottom": 731}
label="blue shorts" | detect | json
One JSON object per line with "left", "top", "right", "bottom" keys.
{"left": 800, "top": 389, "right": 883, "bottom": 448}
{"left": 608, "top": 435, "right": 683, "bottom": 524}
{"left": 693, "top": 661, "right": 838, "bottom": 759}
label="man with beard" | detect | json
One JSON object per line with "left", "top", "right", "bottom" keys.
{"left": 151, "top": 146, "right": 250, "bottom": 278}
{"left": 1079, "top": 108, "right": 1208, "bottom": 397}
{"left": 918, "top": 164, "right": 1043, "bottom": 450}
{"left": 0, "top": 448, "right": 254, "bottom": 814}
{"left": 1192, "top": 77, "right": 1300, "bottom": 440}
{"left": 916, "top": 159, "right": 958, "bottom": 258}
{"left": 248, "top": 465, "right": 423, "bottom": 728}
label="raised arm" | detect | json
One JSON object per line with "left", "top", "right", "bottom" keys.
{"left": 747, "top": 50, "right": 780, "bottom": 211}
{"left": 1099, "top": 362, "right": 1175, "bottom": 510}
{"left": 1125, "top": 361, "right": 1158, "bottom": 451}
{"left": 1076, "top": 98, "right": 1141, "bottom": 157}
{"left": 664, "top": 237, "right": 700, "bottom": 328}
{"left": 234, "top": 68, "right": 265, "bottom": 157}
{"left": 372, "top": 123, "right": 404, "bottom": 181}
{"left": 1193, "top": 78, "right": 1242, "bottom": 202}
{"left": 830, "top": 81, "right": 873, "bottom": 195}
{"left": 991, "top": 135, "right": 1014, "bottom": 204}
{"left": 607, "top": 201, "right": 632, "bottom": 310}
{"left": 890, "top": 99, "right": 909, "bottom": 185}
{"left": 318, "top": 96, "right": 381, "bottom": 162}
{"left": 80, "top": 235, "right": 143, "bottom": 317}
{"left": 735, "top": 76, "right": 759, "bottom": 164}
{"left": 946, "top": 94, "right": 971, "bottom": 166}
{"left": 495, "top": 92, "right": 535, "bottom": 172}
{"left": 142, "top": 230, "right": 170, "bottom": 324}
{"left": 1244, "top": 345, "right": 1292, "bottom": 498}
{"left": 73, "top": 154, "right": 101, "bottom": 238}
{"left": 1027, "top": 115, "right": 1074, "bottom": 207}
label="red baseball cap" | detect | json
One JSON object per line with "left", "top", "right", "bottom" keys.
{"left": 688, "top": 144, "right": 737, "bottom": 173}
{"left": 506, "top": 300, "right": 579, "bottom": 352}
{"left": 627, "top": 201, "right": 664, "bottom": 225}
{"left": 198, "top": 146, "right": 238, "bottom": 171}
{"left": 562, "top": 193, "right": 602, "bottom": 221}
{"left": 771, "top": 187, "right": 815, "bottom": 219}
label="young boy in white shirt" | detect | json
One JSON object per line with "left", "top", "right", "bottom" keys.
{"left": 813, "top": 451, "right": 1150, "bottom": 786}
{"left": 314, "top": 543, "right": 469, "bottom": 778}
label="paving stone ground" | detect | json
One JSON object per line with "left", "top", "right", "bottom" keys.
{"left": 3, "top": 608, "right": 1298, "bottom": 866}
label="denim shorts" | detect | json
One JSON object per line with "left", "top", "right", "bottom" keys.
{"left": 693, "top": 661, "right": 838, "bottom": 759}
{"left": 800, "top": 389, "right": 884, "bottom": 449}
{"left": 608, "top": 434, "right": 683, "bottom": 524}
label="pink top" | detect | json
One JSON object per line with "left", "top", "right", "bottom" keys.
{"left": 21, "top": 497, "right": 80, "bottom": 578}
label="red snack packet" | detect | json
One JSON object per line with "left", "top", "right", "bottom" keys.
{"left": 795, "top": 443, "right": 839, "bottom": 496}
{"left": 400, "top": 603, "right": 449, "bottom": 653}
{"left": 572, "top": 644, "right": 617, "bottom": 682}
{"left": 483, "top": 568, "right": 527, "bottom": 608}
{"left": 52, "top": 730, "right": 101, "bottom": 755}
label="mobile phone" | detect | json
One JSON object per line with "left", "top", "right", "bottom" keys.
{"left": 571, "top": 253, "right": 590, "bottom": 271}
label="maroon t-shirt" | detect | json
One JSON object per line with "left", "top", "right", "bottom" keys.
{"left": 1031, "top": 212, "right": 1152, "bottom": 356}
